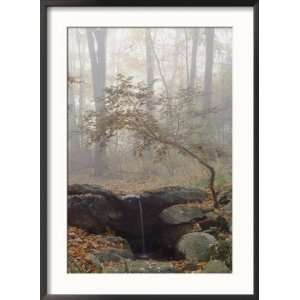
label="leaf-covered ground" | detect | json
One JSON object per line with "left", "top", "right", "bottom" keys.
{"left": 68, "top": 226, "right": 124, "bottom": 273}
{"left": 67, "top": 226, "right": 210, "bottom": 273}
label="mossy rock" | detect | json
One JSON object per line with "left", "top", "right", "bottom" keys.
{"left": 161, "top": 223, "right": 199, "bottom": 251}
{"left": 102, "top": 259, "right": 179, "bottom": 273}
{"left": 208, "top": 239, "right": 232, "bottom": 269}
{"left": 91, "top": 248, "right": 134, "bottom": 264}
{"left": 127, "top": 260, "right": 178, "bottom": 273}
{"left": 176, "top": 232, "right": 217, "bottom": 262}
{"left": 203, "top": 260, "right": 230, "bottom": 273}
{"left": 160, "top": 204, "right": 205, "bottom": 225}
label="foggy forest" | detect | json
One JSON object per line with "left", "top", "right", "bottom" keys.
{"left": 67, "top": 28, "right": 233, "bottom": 274}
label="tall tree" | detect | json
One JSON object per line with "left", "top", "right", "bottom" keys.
{"left": 68, "top": 78, "right": 81, "bottom": 154}
{"left": 87, "top": 28, "right": 107, "bottom": 177}
{"left": 189, "top": 28, "right": 199, "bottom": 90}
{"left": 184, "top": 29, "right": 190, "bottom": 88}
{"left": 145, "top": 28, "right": 154, "bottom": 111}
{"left": 68, "top": 32, "right": 81, "bottom": 156}
{"left": 145, "top": 29, "right": 154, "bottom": 89}
{"left": 75, "top": 29, "right": 86, "bottom": 146}
{"left": 148, "top": 30, "right": 169, "bottom": 99}
{"left": 203, "top": 28, "right": 215, "bottom": 109}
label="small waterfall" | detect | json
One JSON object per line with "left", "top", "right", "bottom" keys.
{"left": 137, "top": 197, "right": 147, "bottom": 257}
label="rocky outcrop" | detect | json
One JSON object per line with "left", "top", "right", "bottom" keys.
{"left": 140, "top": 186, "right": 207, "bottom": 208}
{"left": 68, "top": 184, "right": 232, "bottom": 273}
{"left": 116, "top": 187, "right": 207, "bottom": 238}
{"left": 68, "top": 184, "right": 207, "bottom": 238}
{"left": 68, "top": 184, "right": 118, "bottom": 198}
{"left": 67, "top": 184, "right": 233, "bottom": 256}
{"left": 68, "top": 185, "right": 124, "bottom": 233}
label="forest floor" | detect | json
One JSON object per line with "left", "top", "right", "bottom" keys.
{"left": 67, "top": 226, "right": 210, "bottom": 273}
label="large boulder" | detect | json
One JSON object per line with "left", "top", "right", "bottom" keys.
{"left": 159, "top": 204, "right": 205, "bottom": 251}
{"left": 68, "top": 186, "right": 124, "bottom": 233}
{"left": 160, "top": 204, "right": 205, "bottom": 225}
{"left": 203, "top": 260, "right": 230, "bottom": 273}
{"left": 141, "top": 186, "right": 207, "bottom": 210}
{"left": 160, "top": 223, "right": 198, "bottom": 251}
{"left": 68, "top": 184, "right": 118, "bottom": 198}
{"left": 176, "top": 232, "right": 217, "bottom": 262}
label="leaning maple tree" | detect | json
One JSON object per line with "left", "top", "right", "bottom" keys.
{"left": 83, "top": 74, "right": 219, "bottom": 207}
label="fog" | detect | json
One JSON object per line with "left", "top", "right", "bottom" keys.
{"left": 67, "top": 28, "right": 232, "bottom": 194}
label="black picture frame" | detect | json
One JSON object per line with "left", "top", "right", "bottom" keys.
{"left": 40, "top": 1, "right": 259, "bottom": 299}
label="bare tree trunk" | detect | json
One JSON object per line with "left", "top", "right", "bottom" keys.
{"left": 67, "top": 45, "right": 81, "bottom": 174}
{"left": 75, "top": 29, "right": 86, "bottom": 147}
{"left": 148, "top": 31, "right": 175, "bottom": 130}
{"left": 148, "top": 32, "right": 169, "bottom": 99}
{"left": 162, "top": 140, "right": 218, "bottom": 208}
{"left": 169, "top": 29, "right": 181, "bottom": 96}
{"left": 68, "top": 38, "right": 81, "bottom": 156}
{"left": 134, "top": 117, "right": 219, "bottom": 207}
{"left": 189, "top": 28, "right": 199, "bottom": 90}
{"left": 87, "top": 28, "right": 107, "bottom": 177}
{"left": 184, "top": 29, "right": 190, "bottom": 88}
{"left": 68, "top": 82, "right": 81, "bottom": 153}
{"left": 203, "top": 28, "right": 215, "bottom": 109}
{"left": 145, "top": 29, "right": 154, "bottom": 111}
{"left": 145, "top": 29, "right": 154, "bottom": 89}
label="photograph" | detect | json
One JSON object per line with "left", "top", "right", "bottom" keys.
{"left": 67, "top": 27, "right": 233, "bottom": 274}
